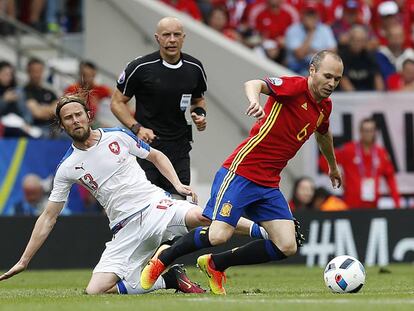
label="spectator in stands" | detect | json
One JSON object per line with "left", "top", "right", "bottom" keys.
{"left": 253, "top": 0, "right": 298, "bottom": 52}
{"left": 339, "top": 25, "right": 385, "bottom": 91}
{"left": 0, "top": 0, "right": 16, "bottom": 35}
{"left": 374, "top": 0, "right": 402, "bottom": 46}
{"left": 0, "top": 61, "right": 40, "bottom": 137}
{"left": 289, "top": 176, "right": 315, "bottom": 211}
{"left": 64, "top": 61, "right": 112, "bottom": 126}
{"left": 376, "top": 24, "right": 414, "bottom": 82}
{"left": 206, "top": 6, "right": 242, "bottom": 41}
{"left": 387, "top": 56, "right": 414, "bottom": 90}
{"left": 162, "top": 0, "right": 203, "bottom": 20}
{"left": 254, "top": 38, "right": 286, "bottom": 64}
{"left": 319, "top": 118, "right": 401, "bottom": 209}
{"left": 404, "top": 0, "right": 414, "bottom": 47}
{"left": 331, "top": 0, "right": 378, "bottom": 51}
{"left": 312, "top": 187, "right": 348, "bottom": 211}
{"left": 24, "top": 58, "right": 57, "bottom": 137}
{"left": 0, "top": 61, "right": 22, "bottom": 118}
{"left": 9, "top": 174, "right": 47, "bottom": 216}
{"left": 285, "top": 1, "right": 337, "bottom": 75}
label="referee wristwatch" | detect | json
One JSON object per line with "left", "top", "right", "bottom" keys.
{"left": 129, "top": 123, "right": 142, "bottom": 135}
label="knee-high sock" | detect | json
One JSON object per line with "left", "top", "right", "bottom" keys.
{"left": 158, "top": 226, "right": 212, "bottom": 266}
{"left": 211, "top": 240, "right": 287, "bottom": 272}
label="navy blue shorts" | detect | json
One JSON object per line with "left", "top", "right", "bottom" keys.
{"left": 203, "top": 167, "right": 293, "bottom": 227}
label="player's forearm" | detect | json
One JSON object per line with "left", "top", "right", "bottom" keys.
{"left": 150, "top": 150, "right": 182, "bottom": 188}
{"left": 190, "top": 97, "right": 206, "bottom": 111}
{"left": 110, "top": 100, "right": 136, "bottom": 128}
{"left": 244, "top": 80, "right": 268, "bottom": 103}
{"left": 316, "top": 131, "right": 338, "bottom": 169}
{"left": 110, "top": 90, "right": 136, "bottom": 128}
{"left": 19, "top": 210, "right": 58, "bottom": 265}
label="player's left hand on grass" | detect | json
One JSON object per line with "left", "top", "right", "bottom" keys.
{"left": 0, "top": 261, "right": 27, "bottom": 281}
{"left": 246, "top": 102, "right": 265, "bottom": 120}
{"left": 191, "top": 113, "right": 206, "bottom": 131}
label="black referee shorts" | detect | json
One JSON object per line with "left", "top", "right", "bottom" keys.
{"left": 138, "top": 139, "right": 192, "bottom": 195}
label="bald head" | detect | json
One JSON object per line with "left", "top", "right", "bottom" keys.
{"left": 155, "top": 17, "right": 186, "bottom": 64}
{"left": 156, "top": 17, "right": 183, "bottom": 35}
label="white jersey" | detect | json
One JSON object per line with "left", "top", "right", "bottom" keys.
{"left": 49, "top": 127, "right": 166, "bottom": 228}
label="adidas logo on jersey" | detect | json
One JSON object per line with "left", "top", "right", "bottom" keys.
{"left": 301, "top": 102, "right": 308, "bottom": 110}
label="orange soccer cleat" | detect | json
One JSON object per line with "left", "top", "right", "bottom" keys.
{"left": 197, "top": 254, "right": 227, "bottom": 295}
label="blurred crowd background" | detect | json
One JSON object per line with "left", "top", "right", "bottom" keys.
{"left": 0, "top": 0, "right": 413, "bottom": 216}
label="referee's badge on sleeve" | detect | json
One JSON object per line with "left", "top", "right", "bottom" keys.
{"left": 118, "top": 71, "right": 126, "bottom": 84}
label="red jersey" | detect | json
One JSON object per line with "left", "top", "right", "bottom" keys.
{"left": 386, "top": 72, "right": 404, "bottom": 91}
{"left": 319, "top": 141, "right": 400, "bottom": 208}
{"left": 254, "top": 6, "right": 296, "bottom": 39}
{"left": 64, "top": 83, "right": 112, "bottom": 118}
{"left": 161, "top": 0, "right": 202, "bottom": 20}
{"left": 223, "top": 76, "right": 332, "bottom": 188}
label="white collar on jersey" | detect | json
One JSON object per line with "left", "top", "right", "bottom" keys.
{"left": 162, "top": 59, "right": 183, "bottom": 69}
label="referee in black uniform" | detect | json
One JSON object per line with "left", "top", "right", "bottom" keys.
{"left": 111, "top": 16, "right": 207, "bottom": 199}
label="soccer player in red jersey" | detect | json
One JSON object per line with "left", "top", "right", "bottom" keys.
{"left": 140, "top": 50, "right": 344, "bottom": 295}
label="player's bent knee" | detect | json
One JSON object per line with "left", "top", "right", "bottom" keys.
{"left": 208, "top": 229, "right": 232, "bottom": 245}
{"left": 278, "top": 242, "right": 297, "bottom": 257}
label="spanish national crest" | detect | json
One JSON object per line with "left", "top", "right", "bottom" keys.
{"left": 109, "top": 141, "right": 120, "bottom": 155}
{"left": 220, "top": 202, "right": 233, "bottom": 217}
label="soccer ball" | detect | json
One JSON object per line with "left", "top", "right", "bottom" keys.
{"left": 324, "top": 255, "right": 366, "bottom": 293}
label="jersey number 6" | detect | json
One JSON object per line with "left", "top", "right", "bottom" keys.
{"left": 296, "top": 123, "right": 310, "bottom": 141}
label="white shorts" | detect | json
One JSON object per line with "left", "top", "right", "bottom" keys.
{"left": 93, "top": 197, "right": 194, "bottom": 289}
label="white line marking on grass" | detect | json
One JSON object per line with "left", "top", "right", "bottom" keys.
{"left": 178, "top": 298, "right": 414, "bottom": 305}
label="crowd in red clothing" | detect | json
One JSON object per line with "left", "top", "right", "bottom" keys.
{"left": 162, "top": 0, "right": 414, "bottom": 91}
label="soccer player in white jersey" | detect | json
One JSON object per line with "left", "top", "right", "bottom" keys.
{"left": 0, "top": 94, "right": 269, "bottom": 295}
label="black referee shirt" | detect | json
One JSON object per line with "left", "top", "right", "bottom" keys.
{"left": 116, "top": 51, "right": 207, "bottom": 141}
{"left": 24, "top": 84, "right": 57, "bottom": 127}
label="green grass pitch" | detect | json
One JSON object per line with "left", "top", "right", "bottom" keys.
{"left": 0, "top": 264, "right": 413, "bottom": 311}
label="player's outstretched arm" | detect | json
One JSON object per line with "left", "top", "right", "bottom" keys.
{"left": 0, "top": 201, "right": 64, "bottom": 281}
{"left": 146, "top": 148, "right": 197, "bottom": 202}
{"left": 315, "top": 131, "right": 342, "bottom": 188}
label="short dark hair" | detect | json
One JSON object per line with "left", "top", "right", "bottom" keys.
{"left": 27, "top": 57, "right": 44, "bottom": 68}
{"left": 55, "top": 92, "right": 90, "bottom": 126}
{"left": 359, "top": 117, "right": 376, "bottom": 130}
{"left": 0, "top": 60, "right": 16, "bottom": 87}
{"left": 0, "top": 60, "right": 12, "bottom": 71}
{"left": 310, "top": 50, "right": 342, "bottom": 71}
{"left": 79, "top": 60, "right": 96, "bottom": 71}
